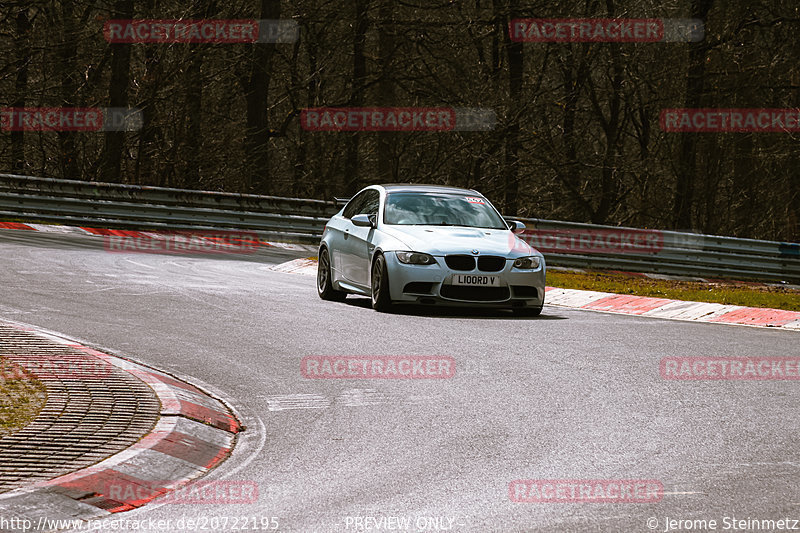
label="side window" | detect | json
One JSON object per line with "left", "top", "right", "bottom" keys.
{"left": 342, "top": 192, "right": 367, "bottom": 219}
{"left": 361, "top": 190, "right": 380, "bottom": 217}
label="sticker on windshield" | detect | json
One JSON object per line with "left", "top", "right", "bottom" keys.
{"left": 465, "top": 196, "right": 484, "bottom": 204}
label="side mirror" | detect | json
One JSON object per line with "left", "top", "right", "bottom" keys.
{"left": 351, "top": 214, "right": 375, "bottom": 228}
{"left": 511, "top": 220, "right": 526, "bottom": 234}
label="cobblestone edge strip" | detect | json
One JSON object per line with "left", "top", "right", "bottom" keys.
{"left": 0, "top": 320, "right": 243, "bottom": 531}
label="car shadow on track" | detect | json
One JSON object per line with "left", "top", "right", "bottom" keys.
{"left": 341, "top": 297, "right": 567, "bottom": 320}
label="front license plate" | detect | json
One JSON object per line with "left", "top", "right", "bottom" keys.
{"left": 452, "top": 274, "right": 499, "bottom": 287}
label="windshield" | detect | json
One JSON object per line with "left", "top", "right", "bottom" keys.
{"left": 383, "top": 192, "right": 508, "bottom": 229}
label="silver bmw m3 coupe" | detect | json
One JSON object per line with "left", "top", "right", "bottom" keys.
{"left": 317, "top": 184, "right": 546, "bottom": 315}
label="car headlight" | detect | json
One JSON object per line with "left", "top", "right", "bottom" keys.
{"left": 513, "top": 256, "right": 541, "bottom": 269}
{"left": 396, "top": 251, "right": 436, "bottom": 265}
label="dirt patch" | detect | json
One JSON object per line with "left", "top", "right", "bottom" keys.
{"left": 0, "top": 358, "right": 47, "bottom": 438}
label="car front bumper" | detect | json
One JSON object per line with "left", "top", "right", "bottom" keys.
{"left": 384, "top": 252, "right": 545, "bottom": 308}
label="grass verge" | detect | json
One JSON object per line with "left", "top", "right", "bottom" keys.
{"left": 0, "top": 359, "right": 47, "bottom": 438}
{"left": 547, "top": 270, "right": 800, "bottom": 312}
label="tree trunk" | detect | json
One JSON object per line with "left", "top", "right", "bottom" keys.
{"left": 11, "top": 7, "right": 32, "bottom": 174}
{"left": 376, "top": 0, "right": 395, "bottom": 183}
{"left": 672, "top": 0, "right": 714, "bottom": 230}
{"left": 343, "top": 0, "right": 369, "bottom": 195}
{"left": 503, "top": 0, "right": 523, "bottom": 216}
{"left": 100, "top": 0, "right": 134, "bottom": 183}
{"left": 559, "top": 46, "right": 593, "bottom": 219}
{"left": 592, "top": 0, "right": 624, "bottom": 225}
{"left": 243, "top": 0, "right": 281, "bottom": 194}
{"left": 57, "top": 1, "right": 80, "bottom": 179}
{"left": 133, "top": 0, "right": 160, "bottom": 185}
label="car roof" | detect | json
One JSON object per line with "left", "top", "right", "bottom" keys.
{"left": 379, "top": 184, "right": 481, "bottom": 195}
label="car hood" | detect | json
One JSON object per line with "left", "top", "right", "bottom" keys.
{"left": 379, "top": 225, "right": 538, "bottom": 257}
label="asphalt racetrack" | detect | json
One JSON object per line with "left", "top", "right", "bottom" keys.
{"left": 0, "top": 229, "right": 798, "bottom": 532}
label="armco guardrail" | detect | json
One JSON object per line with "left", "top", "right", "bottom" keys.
{"left": 0, "top": 173, "right": 338, "bottom": 242}
{"left": 512, "top": 218, "right": 799, "bottom": 283}
{"left": 0, "top": 173, "right": 798, "bottom": 283}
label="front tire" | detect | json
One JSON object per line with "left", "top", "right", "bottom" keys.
{"left": 318, "top": 247, "right": 346, "bottom": 301}
{"left": 513, "top": 293, "right": 544, "bottom": 317}
{"left": 371, "top": 253, "right": 392, "bottom": 312}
